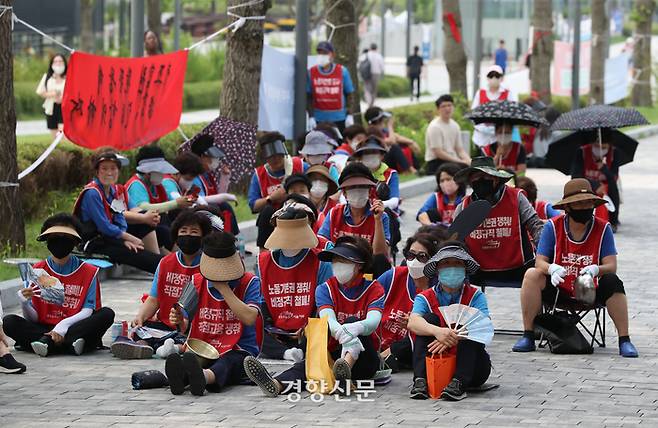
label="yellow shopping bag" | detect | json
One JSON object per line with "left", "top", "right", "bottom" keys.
{"left": 304, "top": 317, "right": 335, "bottom": 394}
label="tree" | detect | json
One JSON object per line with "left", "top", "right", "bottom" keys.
{"left": 590, "top": 0, "right": 607, "bottom": 104}
{"left": 442, "top": 0, "right": 467, "bottom": 95}
{"left": 631, "top": 0, "right": 656, "bottom": 107}
{"left": 530, "top": 0, "right": 553, "bottom": 104}
{"left": 219, "top": 0, "right": 272, "bottom": 126}
{"left": 147, "top": 0, "right": 162, "bottom": 35}
{"left": 325, "top": 0, "right": 360, "bottom": 119}
{"left": 80, "top": 0, "right": 95, "bottom": 53}
{"left": 0, "top": 0, "right": 26, "bottom": 253}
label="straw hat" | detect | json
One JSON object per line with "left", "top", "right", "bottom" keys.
{"left": 552, "top": 178, "right": 607, "bottom": 210}
{"left": 265, "top": 209, "right": 319, "bottom": 250}
{"left": 199, "top": 231, "right": 245, "bottom": 282}
{"left": 305, "top": 164, "right": 338, "bottom": 196}
{"left": 37, "top": 225, "right": 82, "bottom": 242}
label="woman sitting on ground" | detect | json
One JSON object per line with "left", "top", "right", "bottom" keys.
{"left": 417, "top": 162, "right": 466, "bottom": 226}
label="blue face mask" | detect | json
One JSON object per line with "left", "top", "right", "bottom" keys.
{"left": 439, "top": 267, "right": 466, "bottom": 289}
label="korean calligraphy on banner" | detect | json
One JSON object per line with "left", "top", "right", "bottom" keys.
{"left": 62, "top": 50, "right": 188, "bottom": 150}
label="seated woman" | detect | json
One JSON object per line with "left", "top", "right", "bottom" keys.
{"left": 110, "top": 210, "right": 212, "bottom": 359}
{"left": 279, "top": 194, "right": 333, "bottom": 251}
{"left": 417, "top": 162, "right": 465, "bottom": 226}
{"left": 351, "top": 136, "right": 401, "bottom": 214}
{"left": 73, "top": 149, "right": 162, "bottom": 273}
{"left": 0, "top": 305, "right": 26, "bottom": 374}
{"left": 377, "top": 232, "right": 439, "bottom": 372}
{"left": 479, "top": 122, "right": 527, "bottom": 175}
{"left": 407, "top": 242, "right": 491, "bottom": 401}
{"left": 258, "top": 208, "right": 333, "bottom": 362}
{"left": 364, "top": 107, "right": 421, "bottom": 174}
{"left": 165, "top": 231, "right": 262, "bottom": 396}
{"left": 3, "top": 214, "right": 115, "bottom": 357}
{"left": 244, "top": 236, "right": 385, "bottom": 396}
{"left": 305, "top": 164, "right": 339, "bottom": 232}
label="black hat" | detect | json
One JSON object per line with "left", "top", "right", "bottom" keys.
{"left": 261, "top": 139, "right": 288, "bottom": 159}
{"left": 283, "top": 173, "right": 311, "bottom": 193}
{"left": 364, "top": 106, "right": 392, "bottom": 124}
{"left": 191, "top": 135, "right": 225, "bottom": 159}
{"left": 352, "top": 136, "right": 388, "bottom": 157}
{"left": 338, "top": 162, "right": 377, "bottom": 187}
{"left": 454, "top": 156, "right": 514, "bottom": 183}
{"left": 318, "top": 241, "right": 368, "bottom": 264}
{"left": 316, "top": 41, "right": 334, "bottom": 53}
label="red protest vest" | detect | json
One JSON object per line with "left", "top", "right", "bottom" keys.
{"left": 199, "top": 173, "right": 218, "bottom": 196}
{"left": 478, "top": 88, "right": 509, "bottom": 104}
{"left": 254, "top": 157, "right": 304, "bottom": 203}
{"left": 581, "top": 144, "right": 615, "bottom": 185}
{"left": 335, "top": 143, "right": 354, "bottom": 156}
{"left": 379, "top": 266, "right": 415, "bottom": 350}
{"left": 73, "top": 180, "right": 129, "bottom": 222}
{"left": 155, "top": 252, "right": 200, "bottom": 329}
{"left": 316, "top": 235, "right": 332, "bottom": 251}
{"left": 258, "top": 249, "right": 320, "bottom": 331}
{"left": 125, "top": 174, "right": 169, "bottom": 204}
{"left": 435, "top": 192, "right": 458, "bottom": 224}
{"left": 188, "top": 273, "right": 256, "bottom": 356}
{"left": 328, "top": 204, "right": 376, "bottom": 245}
{"left": 551, "top": 214, "right": 607, "bottom": 298}
{"left": 482, "top": 143, "right": 521, "bottom": 170}
{"left": 31, "top": 259, "right": 101, "bottom": 326}
{"left": 416, "top": 284, "right": 479, "bottom": 327}
{"left": 535, "top": 200, "right": 549, "bottom": 220}
{"left": 310, "top": 63, "right": 345, "bottom": 111}
{"left": 324, "top": 276, "right": 385, "bottom": 352}
{"left": 314, "top": 198, "right": 338, "bottom": 233}
{"left": 464, "top": 187, "right": 525, "bottom": 271}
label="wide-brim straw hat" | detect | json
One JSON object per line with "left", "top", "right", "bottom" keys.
{"left": 339, "top": 175, "right": 377, "bottom": 189}
{"left": 424, "top": 245, "right": 480, "bottom": 278}
{"left": 454, "top": 156, "right": 514, "bottom": 183}
{"left": 199, "top": 233, "right": 245, "bottom": 282}
{"left": 305, "top": 164, "right": 338, "bottom": 195}
{"left": 265, "top": 217, "right": 319, "bottom": 250}
{"left": 552, "top": 178, "right": 607, "bottom": 210}
{"left": 37, "top": 225, "right": 82, "bottom": 242}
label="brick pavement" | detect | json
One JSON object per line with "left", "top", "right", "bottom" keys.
{"left": 2, "top": 135, "right": 657, "bottom": 427}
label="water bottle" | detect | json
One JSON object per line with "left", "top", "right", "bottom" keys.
{"left": 237, "top": 236, "right": 246, "bottom": 259}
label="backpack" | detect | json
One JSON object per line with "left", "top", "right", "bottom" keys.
{"left": 359, "top": 56, "right": 372, "bottom": 81}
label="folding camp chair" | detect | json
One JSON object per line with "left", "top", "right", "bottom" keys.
{"left": 539, "top": 297, "right": 607, "bottom": 348}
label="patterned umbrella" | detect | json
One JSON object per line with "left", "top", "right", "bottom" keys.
{"left": 466, "top": 100, "right": 548, "bottom": 127}
{"left": 180, "top": 115, "right": 257, "bottom": 186}
{"left": 550, "top": 105, "right": 649, "bottom": 131}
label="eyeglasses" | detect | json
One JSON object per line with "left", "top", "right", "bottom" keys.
{"left": 404, "top": 250, "right": 430, "bottom": 264}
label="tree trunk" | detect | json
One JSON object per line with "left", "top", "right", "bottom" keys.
{"left": 530, "top": 0, "right": 553, "bottom": 104}
{"left": 219, "top": 0, "right": 272, "bottom": 126}
{"left": 631, "top": 0, "right": 655, "bottom": 107}
{"left": 325, "top": 0, "right": 360, "bottom": 119}
{"left": 147, "top": 0, "right": 162, "bottom": 36}
{"left": 0, "top": 0, "right": 26, "bottom": 253}
{"left": 590, "top": 0, "right": 607, "bottom": 104}
{"left": 80, "top": 0, "right": 95, "bottom": 53}
{"left": 441, "top": 0, "right": 467, "bottom": 95}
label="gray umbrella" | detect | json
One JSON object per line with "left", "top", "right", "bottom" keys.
{"left": 466, "top": 100, "right": 549, "bottom": 127}
{"left": 550, "top": 105, "right": 649, "bottom": 130}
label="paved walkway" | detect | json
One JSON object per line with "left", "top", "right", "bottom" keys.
{"left": 2, "top": 135, "right": 658, "bottom": 427}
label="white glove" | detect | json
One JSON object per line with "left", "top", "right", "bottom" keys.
{"left": 345, "top": 114, "right": 354, "bottom": 127}
{"left": 341, "top": 337, "right": 364, "bottom": 359}
{"left": 342, "top": 321, "right": 365, "bottom": 338}
{"left": 548, "top": 263, "right": 567, "bottom": 287}
{"left": 308, "top": 117, "right": 317, "bottom": 131}
{"left": 579, "top": 264, "right": 600, "bottom": 278}
{"left": 334, "top": 324, "right": 357, "bottom": 345}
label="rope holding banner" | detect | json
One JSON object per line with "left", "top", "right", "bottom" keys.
{"left": 18, "top": 131, "right": 64, "bottom": 180}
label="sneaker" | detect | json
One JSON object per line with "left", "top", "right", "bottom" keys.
{"left": 512, "top": 336, "right": 536, "bottom": 352}
{"left": 182, "top": 352, "right": 206, "bottom": 396}
{"left": 282, "top": 347, "right": 304, "bottom": 363}
{"left": 619, "top": 341, "right": 639, "bottom": 358}
{"left": 384, "top": 354, "right": 400, "bottom": 374}
{"left": 31, "top": 336, "right": 53, "bottom": 357}
{"left": 243, "top": 355, "right": 280, "bottom": 397}
{"left": 441, "top": 378, "right": 466, "bottom": 401}
{"left": 155, "top": 338, "right": 178, "bottom": 359}
{"left": 409, "top": 377, "right": 428, "bottom": 400}
{"left": 333, "top": 358, "right": 351, "bottom": 382}
{"left": 72, "top": 338, "right": 85, "bottom": 356}
{"left": 165, "top": 353, "right": 186, "bottom": 395}
{"left": 0, "top": 354, "right": 27, "bottom": 374}
{"left": 111, "top": 339, "right": 153, "bottom": 359}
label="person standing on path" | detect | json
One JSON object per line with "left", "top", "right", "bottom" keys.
{"left": 36, "top": 54, "right": 67, "bottom": 137}
{"left": 494, "top": 39, "right": 508, "bottom": 73}
{"left": 471, "top": 65, "right": 518, "bottom": 148}
{"left": 364, "top": 43, "right": 385, "bottom": 108}
{"left": 424, "top": 95, "right": 471, "bottom": 175}
{"left": 406, "top": 46, "right": 424, "bottom": 101}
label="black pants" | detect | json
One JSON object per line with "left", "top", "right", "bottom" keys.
{"left": 412, "top": 313, "right": 491, "bottom": 387}
{"left": 390, "top": 336, "right": 413, "bottom": 368}
{"left": 261, "top": 333, "right": 301, "bottom": 360}
{"left": 206, "top": 350, "right": 250, "bottom": 392}
{"left": 275, "top": 317, "right": 380, "bottom": 384}
{"left": 384, "top": 144, "right": 410, "bottom": 173}
{"left": 86, "top": 236, "right": 162, "bottom": 273}
{"left": 425, "top": 159, "right": 443, "bottom": 176}
{"left": 3, "top": 307, "right": 115, "bottom": 354}
{"left": 423, "top": 209, "right": 442, "bottom": 224}
{"left": 541, "top": 273, "right": 625, "bottom": 306}
{"left": 409, "top": 75, "right": 420, "bottom": 99}
{"left": 256, "top": 204, "right": 276, "bottom": 248}
{"left": 127, "top": 223, "right": 173, "bottom": 251}
{"left": 139, "top": 320, "right": 185, "bottom": 350}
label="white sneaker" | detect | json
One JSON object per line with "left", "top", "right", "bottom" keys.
{"left": 72, "top": 338, "right": 85, "bottom": 356}
{"left": 155, "top": 338, "right": 178, "bottom": 359}
{"left": 283, "top": 347, "right": 304, "bottom": 363}
{"left": 31, "top": 341, "right": 49, "bottom": 357}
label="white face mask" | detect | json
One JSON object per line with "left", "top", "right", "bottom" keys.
{"left": 179, "top": 177, "right": 194, "bottom": 191}
{"left": 52, "top": 65, "right": 65, "bottom": 75}
{"left": 349, "top": 140, "right": 361, "bottom": 151}
{"left": 307, "top": 154, "right": 328, "bottom": 165}
{"left": 318, "top": 54, "right": 331, "bottom": 67}
{"left": 361, "top": 154, "right": 381, "bottom": 171}
{"left": 496, "top": 132, "right": 512, "bottom": 145}
{"left": 149, "top": 172, "right": 164, "bottom": 186}
{"left": 281, "top": 249, "right": 302, "bottom": 258}
{"left": 209, "top": 158, "right": 220, "bottom": 171}
{"left": 592, "top": 145, "right": 608, "bottom": 158}
{"left": 346, "top": 188, "right": 369, "bottom": 209}
{"left": 311, "top": 180, "right": 329, "bottom": 198}
{"left": 407, "top": 258, "right": 427, "bottom": 280}
{"left": 332, "top": 261, "right": 356, "bottom": 284}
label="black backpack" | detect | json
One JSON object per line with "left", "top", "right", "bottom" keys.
{"left": 359, "top": 56, "right": 372, "bottom": 81}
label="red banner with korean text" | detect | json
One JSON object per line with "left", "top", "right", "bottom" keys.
{"left": 62, "top": 50, "right": 188, "bottom": 150}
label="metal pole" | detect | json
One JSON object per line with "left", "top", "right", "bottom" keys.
{"left": 130, "top": 0, "right": 145, "bottom": 57}
{"left": 433, "top": 0, "right": 442, "bottom": 59}
{"left": 472, "top": 0, "right": 483, "bottom": 99}
{"left": 174, "top": 0, "right": 182, "bottom": 51}
{"left": 406, "top": 0, "right": 412, "bottom": 58}
{"left": 571, "top": 0, "right": 581, "bottom": 110}
{"left": 293, "top": 0, "right": 309, "bottom": 150}
{"left": 380, "top": 0, "right": 386, "bottom": 57}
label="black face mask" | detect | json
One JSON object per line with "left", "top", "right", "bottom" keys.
{"left": 471, "top": 178, "right": 495, "bottom": 199}
{"left": 568, "top": 208, "right": 594, "bottom": 224}
{"left": 177, "top": 235, "right": 203, "bottom": 255}
{"left": 47, "top": 236, "right": 76, "bottom": 259}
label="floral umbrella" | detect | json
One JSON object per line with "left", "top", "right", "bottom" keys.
{"left": 466, "top": 100, "right": 548, "bottom": 127}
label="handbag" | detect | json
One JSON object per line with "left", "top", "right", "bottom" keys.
{"left": 534, "top": 288, "right": 593, "bottom": 354}
{"left": 304, "top": 317, "right": 335, "bottom": 394}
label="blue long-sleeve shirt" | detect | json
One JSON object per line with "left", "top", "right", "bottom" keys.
{"left": 248, "top": 165, "right": 286, "bottom": 210}
{"left": 79, "top": 178, "right": 127, "bottom": 239}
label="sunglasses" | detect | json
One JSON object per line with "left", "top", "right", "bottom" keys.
{"left": 404, "top": 250, "right": 430, "bottom": 264}
{"left": 487, "top": 73, "right": 502, "bottom": 79}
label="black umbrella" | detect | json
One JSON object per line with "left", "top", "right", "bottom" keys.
{"left": 546, "top": 129, "right": 638, "bottom": 175}
{"left": 466, "top": 100, "right": 548, "bottom": 127}
{"left": 550, "top": 105, "right": 649, "bottom": 131}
